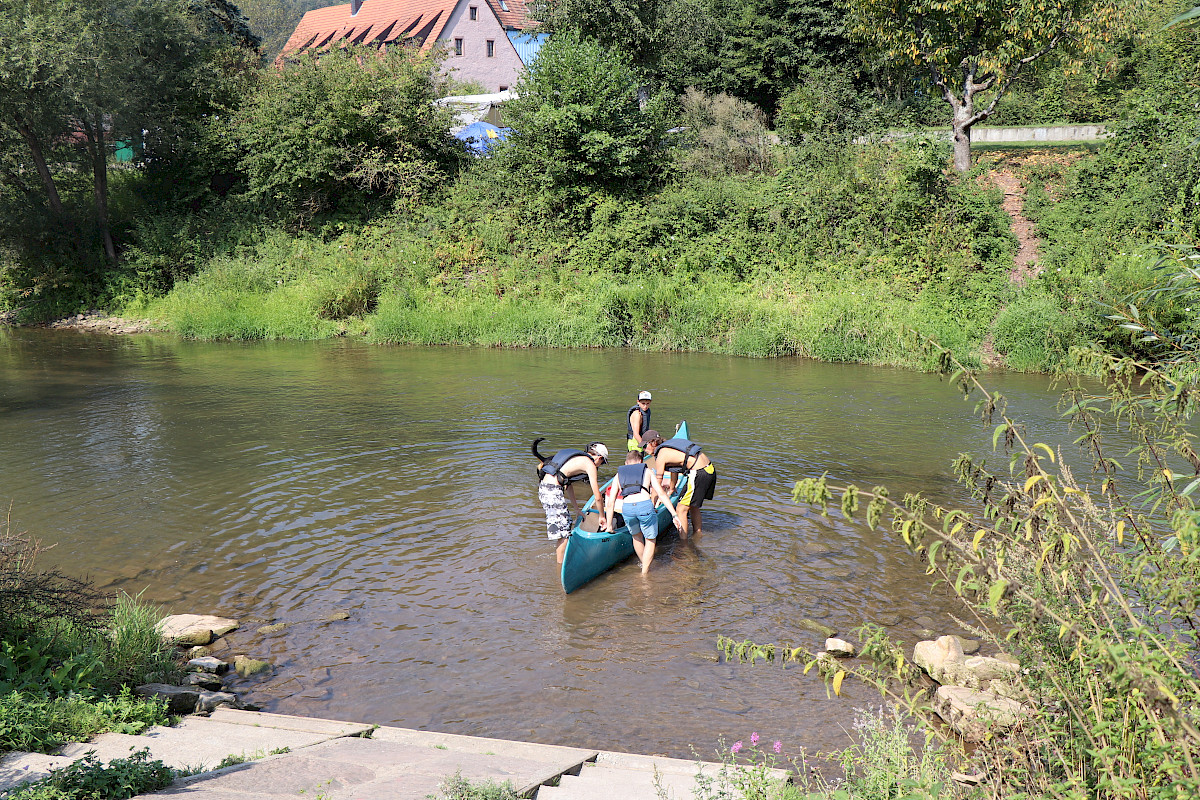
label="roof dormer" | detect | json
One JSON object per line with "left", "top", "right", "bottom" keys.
{"left": 351, "top": 0, "right": 364, "bottom": 14}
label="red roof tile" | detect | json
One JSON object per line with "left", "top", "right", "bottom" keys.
{"left": 279, "top": 0, "right": 468, "bottom": 58}
{"left": 482, "top": 0, "right": 535, "bottom": 31}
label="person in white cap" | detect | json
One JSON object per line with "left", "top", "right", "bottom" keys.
{"left": 530, "top": 438, "right": 610, "bottom": 563}
{"left": 625, "top": 391, "right": 653, "bottom": 453}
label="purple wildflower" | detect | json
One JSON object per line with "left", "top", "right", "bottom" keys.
{"left": 774, "top": 740, "right": 782, "bottom": 754}
{"left": 751, "top": 732, "right": 759, "bottom": 746}
{"left": 732, "top": 741, "right": 743, "bottom": 754}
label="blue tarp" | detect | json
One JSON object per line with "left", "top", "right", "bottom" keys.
{"left": 454, "top": 121, "right": 509, "bottom": 156}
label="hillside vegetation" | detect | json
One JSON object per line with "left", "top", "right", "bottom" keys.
{"left": 0, "top": 0, "right": 1196, "bottom": 373}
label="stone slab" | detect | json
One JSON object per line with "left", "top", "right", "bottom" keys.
{"left": 593, "top": 750, "right": 789, "bottom": 781}
{"left": 157, "top": 737, "right": 590, "bottom": 799}
{"left": 56, "top": 718, "right": 343, "bottom": 771}
{"left": 370, "top": 724, "right": 597, "bottom": 766}
{"left": 208, "top": 708, "right": 373, "bottom": 737}
{"left": 0, "top": 752, "right": 75, "bottom": 793}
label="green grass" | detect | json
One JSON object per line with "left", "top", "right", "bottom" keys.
{"left": 0, "top": 689, "right": 169, "bottom": 754}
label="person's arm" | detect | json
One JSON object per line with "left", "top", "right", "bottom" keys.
{"left": 651, "top": 470, "right": 687, "bottom": 531}
{"left": 629, "top": 409, "right": 643, "bottom": 439}
{"left": 604, "top": 485, "right": 616, "bottom": 532}
{"left": 585, "top": 463, "right": 606, "bottom": 528}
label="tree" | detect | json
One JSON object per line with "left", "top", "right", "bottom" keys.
{"left": 0, "top": 0, "right": 260, "bottom": 271}
{"left": 847, "top": 0, "right": 1141, "bottom": 171}
{"left": 498, "top": 32, "right": 669, "bottom": 204}
{"left": 535, "top": 0, "right": 852, "bottom": 114}
{"left": 225, "top": 45, "right": 463, "bottom": 219}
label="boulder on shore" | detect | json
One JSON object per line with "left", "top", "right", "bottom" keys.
{"left": 134, "top": 684, "right": 200, "bottom": 715}
{"left": 158, "top": 614, "right": 239, "bottom": 646}
{"left": 935, "top": 685, "right": 1028, "bottom": 742}
{"left": 913, "top": 636, "right": 1020, "bottom": 689}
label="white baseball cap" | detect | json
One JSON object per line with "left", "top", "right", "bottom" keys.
{"left": 638, "top": 391, "right": 652, "bottom": 401}
{"left": 588, "top": 442, "right": 610, "bottom": 461}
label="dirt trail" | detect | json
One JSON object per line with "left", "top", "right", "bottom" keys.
{"left": 990, "top": 168, "right": 1042, "bottom": 285}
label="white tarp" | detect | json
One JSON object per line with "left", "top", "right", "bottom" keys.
{"left": 435, "top": 90, "right": 517, "bottom": 132}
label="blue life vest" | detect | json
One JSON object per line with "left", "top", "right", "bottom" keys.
{"left": 657, "top": 438, "right": 704, "bottom": 473}
{"left": 616, "top": 463, "right": 649, "bottom": 497}
{"left": 539, "top": 448, "right": 590, "bottom": 485}
{"left": 625, "top": 404, "right": 651, "bottom": 441}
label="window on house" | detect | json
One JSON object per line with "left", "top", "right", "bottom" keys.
{"left": 454, "top": 38, "right": 463, "bottom": 55}
{"left": 499, "top": 0, "right": 509, "bottom": 10}
{"left": 499, "top": 85, "right": 508, "bottom": 91}
{"left": 486, "top": 39, "right": 494, "bottom": 57}
{"left": 469, "top": 5, "right": 477, "bottom": 19}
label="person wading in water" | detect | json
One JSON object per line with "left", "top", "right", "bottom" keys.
{"left": 604, "top": 451, "right": 685, "bottom": 575}
{"left": 640, "top": 430, "right": 716, "bottom": 539}
{"left": 625, "top": 391, "right": 652, "bottom": 453}
{"left": 531, "top": 439, "right": 609, "bottom": 564}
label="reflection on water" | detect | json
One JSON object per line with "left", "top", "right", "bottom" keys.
{"left": 0, "top": 329, "right": 1082, "bottom": 756}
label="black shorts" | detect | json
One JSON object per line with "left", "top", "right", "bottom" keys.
{"left": 682, "top": 465, "right": 716, "bottom": 508}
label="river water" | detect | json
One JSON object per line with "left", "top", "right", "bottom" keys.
{"left": 0, "top": 328, "right": 1083, "bottom": 759}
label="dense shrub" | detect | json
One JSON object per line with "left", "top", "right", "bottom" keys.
{"left": 224, "top": 45, "right": 464, "bottom": 221}
{"left": 496, "top": 32, "right": 671, "bottom": 208}
{"left": 6, "top": 747, "right": 174, "bottom": 799}
{"left": 0, "top": 689, "right": 167, "bottom": 754}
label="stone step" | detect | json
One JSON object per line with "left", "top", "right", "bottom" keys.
{"left": 207, "top": 708, "right": 372, "bottom": 738}
{"left": 537, "top": 764, "right": 702, "bottom": 800}
{"left": 370, "top": 725, "right": 597, "bottom": 767}
{"left": 154, "top": 735, "right": 596, "bottom": 799}
{"left": 55, "top": 717, "right": 347, "bottom": 773}
{"left": 0, "top": 751, "right": 76, "bottom": 794}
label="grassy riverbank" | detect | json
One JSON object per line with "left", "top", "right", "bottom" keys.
{"left": 121, "top": 140, "right": 1019, "bottom": 371}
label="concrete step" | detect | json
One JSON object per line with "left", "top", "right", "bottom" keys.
{"left": 55, "top": 717, "right": 348, "bottom": 773}
{"left": 536, "top": 762, "right": 710, "bottom": 800}
{"left": 370, "top": 725, "right": 597, "bottom": 767}
{"left": 0, "top": 751, "right": 76, "bottom": 794}
{"left": 535, "top": 754, "right": 792, "bottom": 800}
{"left": 154, "top": 735, "right": 597, "bottom": 799}
{"left": 207, "top": 708, "right": 372, "bottom": 738}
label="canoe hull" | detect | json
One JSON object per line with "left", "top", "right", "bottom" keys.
{"left": 560, "top": 421, "right": 690, "bottom": 594}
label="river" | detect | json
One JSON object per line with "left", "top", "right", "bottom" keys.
{"left": 0, "top": 328, "right": 1084, "bottom": 760}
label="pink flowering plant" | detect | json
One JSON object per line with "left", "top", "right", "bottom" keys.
{"left": 682, "top": 733, "right": 797, "bottom": 800}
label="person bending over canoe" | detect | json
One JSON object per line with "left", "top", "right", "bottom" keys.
{"left": 625, "top": 391, "right": 653, "bottom": 453}
{"left": 604, "top": 451, "right": 685, "bottom": 575}
{"left": 640, "top": 430, "right": 716, "bottom": 540}
{"left": 531, "top": 439, "right": 609, "bottom": 564}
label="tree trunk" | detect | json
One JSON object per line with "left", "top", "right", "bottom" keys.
{"left": 83, "top": 117, "right": 116, "bottom": 268}
{"left": 952, "top": 114, "right": 973, "bottom": 172}
{"left": 15, "top": 119, "right": 64, "bottom": 216}
{"left": 948, "top": 84, "right": 977, "bottom": 172}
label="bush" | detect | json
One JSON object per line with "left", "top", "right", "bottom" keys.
{"left": 783, "top": 300, "right": 1200, "bottom": 797}
{"left": 990, "top": 292, "right": 1087, "bottom": 371}
{"left": 6, "top": 747, "right": 175, "bottom": 800}
{"left": 674, "top": 89, "right": 776, "bottom": 176}
{"left": 0, "top": 689, "right": 168, "bottom": 754}
{"left": 497, "top": 31, "right": 670, "bottom": 207}
{"left": 226, "top": 45, "right": 464, "bottom": 221}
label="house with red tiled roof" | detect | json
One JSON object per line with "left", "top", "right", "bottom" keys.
{"left": 278, "top": 0, "right": 546, "bottom": 93}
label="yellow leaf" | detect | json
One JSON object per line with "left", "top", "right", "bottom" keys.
{"left": 1032, "top": 496, "right": 1055, "bottom": 511}
{"left": 950, "top": 521, "right": 964, "bottom": 536}
{"left": 972, "top": 528, "right": 987, "bottom": 552}
{"left": 1116, "top": 521, "right": 1125, "bottom": 545}
{"left": 1034, "top": 443, "right": 1055, "bottom": 463}
{"left": 1024, "top": 474, "right": 1046, "bottom": 492}
{"left": 833, "top": 670, "right": 845, "bottom": 697}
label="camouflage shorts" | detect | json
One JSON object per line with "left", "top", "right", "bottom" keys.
{"left": 538, "top": 480, "right": 572, "bottom": 540}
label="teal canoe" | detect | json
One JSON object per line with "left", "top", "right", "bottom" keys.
{"left": 560, "top": 421, "right": 690, "bottom": 594}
